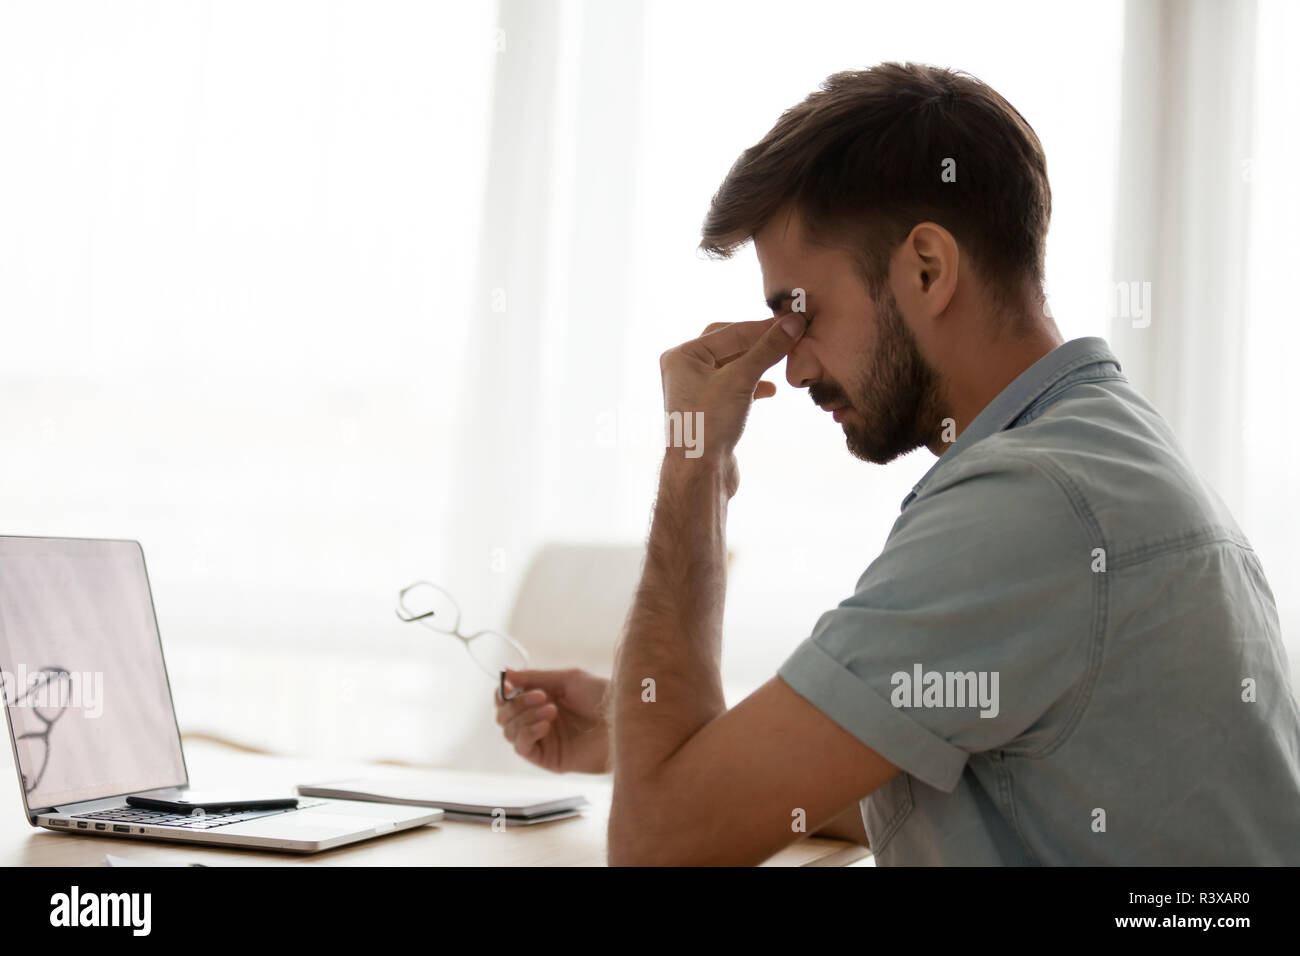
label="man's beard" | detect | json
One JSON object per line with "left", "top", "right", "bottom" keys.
{"left": 809, "top": 290, "right": 946, "bottom": 465}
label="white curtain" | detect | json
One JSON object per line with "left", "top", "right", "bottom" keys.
{"left": 0, "top": 0, "right": 502, "bottom": 763}
{"left": 439, "top": 0, "right": 653, "bottom": 628}
{"left": 1110, "top": 0, "right": 1257, "bottom": 512}
{"left": 1112, "top": 0, "right": 1299, "bottom": 685}
{"left": 1240, "top": 0, "right": 1300, "bottom": 684}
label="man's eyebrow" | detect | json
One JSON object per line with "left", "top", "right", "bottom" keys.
{"left": 765, "top": 289, "right": 793, "bottom": 313}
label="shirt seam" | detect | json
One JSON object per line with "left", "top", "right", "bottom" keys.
{"left": 990, "top": 453, "right": 1110, "bottom": 763}
{"left": 995, "top": 757, "right": 1042, "bottom": 865}
{"left": 1108, "top": 526, "right": 1253, "bottom": 569}
{"left": 1014, "top": 371, "right": 1123, "bottom": 427}
{"left": 871, "top": 775, "right": 915, "bottom": 850}
{"left": 961, "top": 452, "right": 1107, "bottom": 867}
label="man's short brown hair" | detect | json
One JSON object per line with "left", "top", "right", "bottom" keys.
{"left": 700, "top": 62, "right": 1052, "bottom": 312}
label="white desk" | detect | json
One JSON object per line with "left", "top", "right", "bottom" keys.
{"left": 1, "top": 737, "right": 872, "bottom": 867}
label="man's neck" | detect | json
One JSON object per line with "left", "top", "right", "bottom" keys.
{"left": 926, "top": 323, "right": 1064, "bottom": 456}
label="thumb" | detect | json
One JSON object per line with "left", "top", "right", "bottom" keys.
{"left": 733, "top": 313, "right": 806, "bottom": 381}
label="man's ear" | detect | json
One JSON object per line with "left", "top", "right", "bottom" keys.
{"left": 896, "top": 221, "right": 959, "bottom": 319}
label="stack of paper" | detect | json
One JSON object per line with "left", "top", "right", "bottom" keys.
{"left": 297, "top": 773, "right": 589, "bottom": 826}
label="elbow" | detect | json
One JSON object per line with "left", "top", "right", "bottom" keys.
{"left": 607, "top": 808, "right": 670, "bottom": 866}
{"left": 608, "top": 803, "right": 736, "bottom": 866}
{"left": 607, "top": 785, "right": 692, "bottom": 866}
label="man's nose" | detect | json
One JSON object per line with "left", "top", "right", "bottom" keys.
{"left": 785, "top": 338, "right": 819, "bottom": 389}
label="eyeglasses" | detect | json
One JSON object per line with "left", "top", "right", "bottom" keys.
{"left": 9, "top": 666, "right": 73, "bottom": 797}
{"left": 395, "top": 582, "right": 529, "bottom": 701}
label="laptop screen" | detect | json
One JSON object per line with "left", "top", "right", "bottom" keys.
{"left": 0, "top": 537, "right": 187, "bottom": 810}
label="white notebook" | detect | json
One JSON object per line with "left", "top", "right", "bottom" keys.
{"left": 297, "top": 772, "right": 589, "bottom": 824}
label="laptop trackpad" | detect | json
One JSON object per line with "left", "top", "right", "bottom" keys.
{"left": 227, "top": 802, "right": 432, "bottom": 838}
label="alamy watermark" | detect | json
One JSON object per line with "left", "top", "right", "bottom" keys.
{"left": 594, "top": 407, "right": 704, "bottom": 458}
{"left": 891, "top": 663, "right": 1000, "bottom": 719}
{"left": 1, "top": 665, "right": 104, "bottom": 719}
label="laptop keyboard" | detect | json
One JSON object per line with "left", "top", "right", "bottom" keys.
{"left": 71, "top": 802, "right": 327, "bottom": 830}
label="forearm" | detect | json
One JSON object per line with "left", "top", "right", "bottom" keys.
{"left": 605, "top": 312, "right": 802, "bottom": 864}
{"left": 610, "top": 452, "right": 730, "bottom": 800}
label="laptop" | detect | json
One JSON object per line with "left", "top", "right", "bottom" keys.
{"left": 0, "top": 535, "right": 443, "bottom": 852}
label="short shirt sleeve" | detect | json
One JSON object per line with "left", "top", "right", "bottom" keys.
{"left": 778, "top": 450, "right": 1095, "bottom": 792}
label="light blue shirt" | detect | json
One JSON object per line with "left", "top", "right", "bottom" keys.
{"left": 779, "top": 337, "right": 1300, "bottom": 864}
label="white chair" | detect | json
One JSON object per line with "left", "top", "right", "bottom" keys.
{"left": 440, "top": 542, "right": 754, "bottom": 775}
{"left": 504, "top": 542, "right": 646, "bottom": 676}
{"left": 441, "top": 542, "right": 645, "bottom": 774}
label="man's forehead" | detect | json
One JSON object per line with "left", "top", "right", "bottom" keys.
{"left": 754, "top": 205, "right": 810, "bottom": 257}
{"left": 755, "top": 207, "right": 811, "bottom": 304}
{"left": 756, "top": 207, "right": 840, "bottom": 309}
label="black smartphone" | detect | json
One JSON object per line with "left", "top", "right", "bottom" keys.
{"left": 125, "top": 792, "right": 299, "bottom": 813}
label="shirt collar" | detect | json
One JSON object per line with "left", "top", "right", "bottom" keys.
{"left": 900, "top": 336, "right": 1120, "bottom": 511}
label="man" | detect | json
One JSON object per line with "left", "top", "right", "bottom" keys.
{"left": 494, "top": 62, "right": 1300, "bottom": 865}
